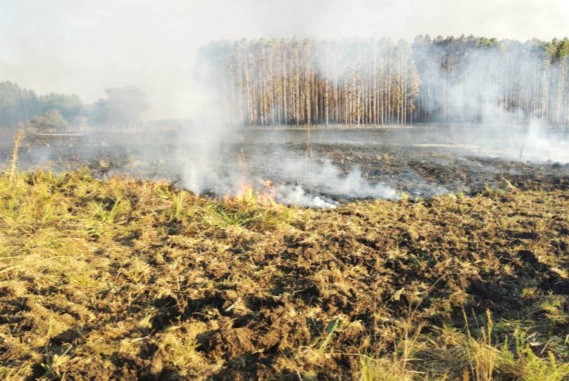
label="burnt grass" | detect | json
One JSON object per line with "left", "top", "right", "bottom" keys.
{"left": 1, "top": 128, "right": 569, "bottom": 379}
{"left": 0, "top": 170, "right": 568, "bottom": 380}
{"left": 6, "top": 128, "right": 569, "bottom": 201}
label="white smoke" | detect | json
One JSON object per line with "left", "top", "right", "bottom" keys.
{"left": 4, "top": 1, "right": 569, "bottom": 208}
{"left": 276, "top": 185, "right": 339, "bottom": 208}
{"left": 176, "top": 142, "right": 400, "bottom": 208}
{"left": 272, "top": 157, "right": 398, "bottom": 200}
{"left": 4, "top": 0, "right": 569, "bottom": 119}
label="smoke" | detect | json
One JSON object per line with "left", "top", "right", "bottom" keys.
{"left": 175, "top": 63, "right": 231, "bottom": 194}
{"left": 3, "top": 1, "right": 569, "bottom": 207}
{"left": 174, "top": 34, "right": 569, "bottom": 207}
{"left": 454, "top": 122, "right": 569, "bottom": 163}
{"left": 170, "top": 34, "right": 400, "bottom": 206}
{"left": 271, "top": 157, "right": 398, "bottom": 200}
{"left": 174, "top": 134, "right": 401, "bottom": 207}
{"left": 410, "top": 42, "right": 569, "bottom": 163}
{"left": 3, "top": 0, "right": 569, "bottom": 119}
{"left": 276, "top": 185, "right": 339, "bottom": 208}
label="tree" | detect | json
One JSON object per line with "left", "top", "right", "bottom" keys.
{"left": 90, "top": 86, "right": 149, "bottom": 128}
{"left": 30, "top": 109, "right": 68, "bottom": 132}
{"left": 0, "top": 81, "right": 39, "bottom": 127}
{"left": 38, "top": 93, "right": 84, "bottom": 123}
{"left": 198, "top": 37, "right": 569, "bottom": 126}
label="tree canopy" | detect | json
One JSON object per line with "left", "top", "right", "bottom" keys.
{"left": 200, "top": 36, "right": 569, "bottom": 126}
{"left": 89, "top": 86, "right": 149, "bottom": 128}
{"left": 0, "top": 81, "right": 38, "bottom": 126}
{"left": 0, "top": 82, "right": 149, "bottom": 131}
{"left": 30, "top": 109, "right": 69, "bottom": 132}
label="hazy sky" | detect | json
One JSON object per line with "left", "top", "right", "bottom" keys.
{"left": 2, "top": 0, "right": 569, "bottom": 119}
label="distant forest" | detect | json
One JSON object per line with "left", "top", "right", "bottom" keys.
{"left": 4, "top": 36, "right": 569, "bottom": 131}
{"left": 0, "top": 83, "right": 148, "bottom": 132}
{"left": 198, "top": 35, "right": 569, "bottom": 126}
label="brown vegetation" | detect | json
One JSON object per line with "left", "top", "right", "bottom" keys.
{"left": 1, "top": 171, "right": 568, "bottom": 379}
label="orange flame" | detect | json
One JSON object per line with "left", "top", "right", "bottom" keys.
{"left": 228, "top": 179, "right": 278, "bottom": 207}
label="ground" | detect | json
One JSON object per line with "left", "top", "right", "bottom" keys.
{"left": 0, "top": 170, "right": 568, "bottom": 380}
{"left": 0, "top": 126, "right": 568, "bottom": 379}
{"left": 3, "top": 126, "right": 569, "bottom": 201}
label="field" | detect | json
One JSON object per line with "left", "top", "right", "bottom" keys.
{"left": 0, "top": 127, "right": 568, "bottom": 379}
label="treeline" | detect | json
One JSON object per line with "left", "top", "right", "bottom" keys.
{"left": 198, "top": 36, "right": 569, "bottom": 126}
{"left": 0, "top": 82, "right": 148, "bottom": 132}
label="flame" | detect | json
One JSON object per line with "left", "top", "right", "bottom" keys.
{"left": 259, "top": 179, "right": 276, "bottom": 201}
{"left": 228, "top": 178, "right": 278, "bottom": 207}
{"left": 236, "top": 181, "right": 255, "bottom": 202}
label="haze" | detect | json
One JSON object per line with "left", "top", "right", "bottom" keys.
{"left": 2, "top": 0, "right": 569, "bottom": 119}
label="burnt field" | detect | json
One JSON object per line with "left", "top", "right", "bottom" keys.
{"left": 1, "top": 169, "right": 569, "bottom": 380}
{"left": 1, "top": 126, "right": 569, "bottom": 379}
{"left": 3, "top": 126, "right": 569, "bottom": 204}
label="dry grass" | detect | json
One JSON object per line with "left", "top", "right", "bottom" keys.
{"left": 0, "top": 170, "right": 568, "bottom": 380}
{"left": 8, "top": 130, "right": 24, "bottom": 183}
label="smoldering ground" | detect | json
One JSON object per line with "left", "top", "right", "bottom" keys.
{"left": 164, "top": 36, "right": 569, "bottom": 207}
{"left": 4, "top": 31, "right": 569, "bottom": 207}
{"left": 3, "top": 123, "right": 568, "bottom": 209}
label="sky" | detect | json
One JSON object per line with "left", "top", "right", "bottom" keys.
{"left": 2, "top": 0, "right": 569, "bottom": 119}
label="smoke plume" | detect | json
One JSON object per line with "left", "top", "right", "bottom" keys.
{"left": 2, "top": 1, "right": 569, "bottom": 207}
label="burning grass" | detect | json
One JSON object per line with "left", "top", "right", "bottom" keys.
{"left": 0, "top": 170, "right": 568, "bottom": 380}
